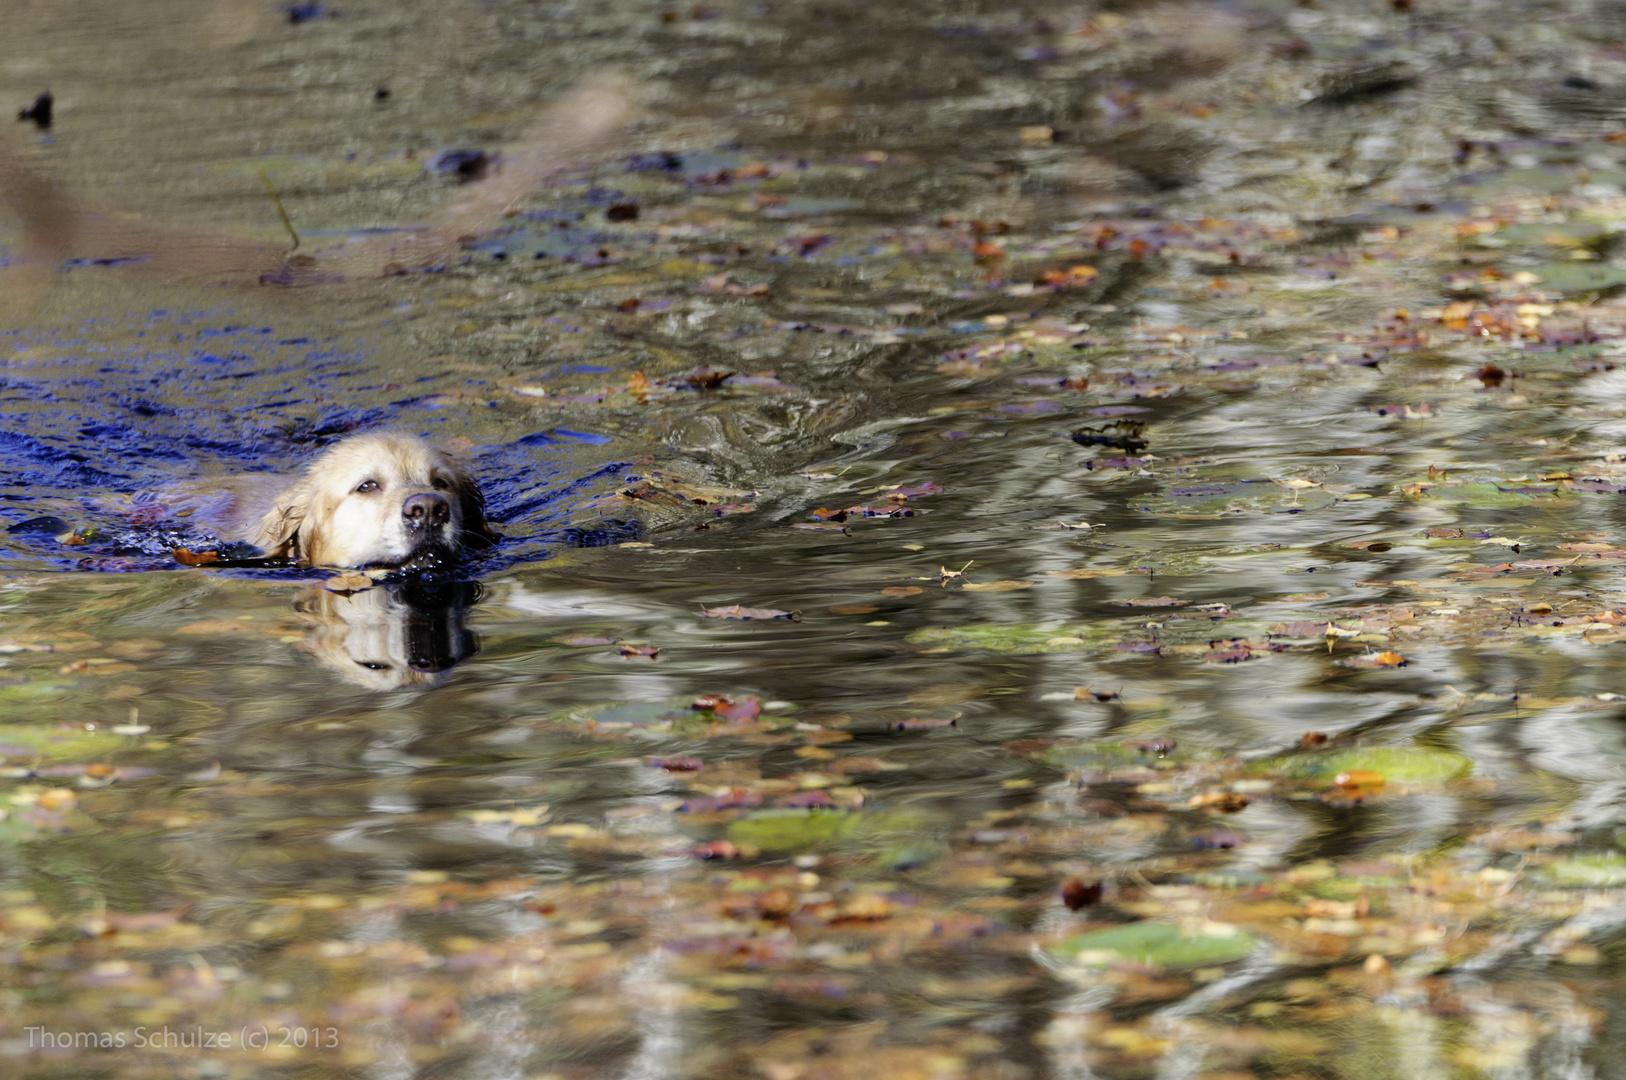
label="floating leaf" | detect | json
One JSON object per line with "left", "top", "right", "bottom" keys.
{"left": 1267, "top": 746, "right": 1471, "bottom": 784}
{"left": 1540, "top": 853, "right": 1626, "bottom": 887}
{"left": 726, "top": 809, "right": 856, "bottom": 852}
{"left": 1338, "top": 651, "right": 1407, "bottom": 669}
{"left": 884, "top": 481, "right": 943, "bottom": 501}
{"left": 1051, "top": 921, "right": 1255, "bottom": 970}
{"left": 702, "top": 604, "right": 801, "bottom": 620}
{"left": 906, "top": 623, "right": 1103, "bottom": 654}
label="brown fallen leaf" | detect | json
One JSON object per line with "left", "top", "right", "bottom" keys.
{"left": 832, "top": 893, "right": 891, "bottom": 922}
{"left": 662, "top": 364, "right": 735, "bottom": 389}
{"left": 881, "top": 586, "right": 923, "bottom": 598}
{"left": 171, "top": 547, "right": 219, "bottom": 566}
{"left": 757, "top": 888, "right": 796, "bottom": 919}
{"left": 889, "top": 716, "right": 958, "bottom": 731}
{"left": 691, "top": 840, "right": 740, "bottom": 859}
{"left": 1273, "top": 620, "right": 1333, "bottom": 638}
{"left": 619, "top": 644, "right": 659, "bottom": 659}
{"left": 1188, "top": 791, "right": 1249, "bottom": 812}
{"left": 830, "top": 604, "right": 879, "bottom": 615}
{"left": 962, "top": 580, "right": 1033, "bottom": 592}
{"left": 1203, "top": 645, "right": 1252, "bottom": 663}
{"left": 885, "top": 481, "right": 943, "bottom": 501}
{"left": 1339, "top": 651, "right": 1406, "bottom": 669}
{"left": 701, "top": 604, "right": 801, "bottom": 620}
{"left": 714, "top": 697, "right": 762, "bottom": 722}
{"left": 1060, "top": 878, "right": 1104, "bottom": 910}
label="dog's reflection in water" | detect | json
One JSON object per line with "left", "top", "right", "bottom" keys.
{"left": 294, "top": 578, "right": 479, "bottom": 690}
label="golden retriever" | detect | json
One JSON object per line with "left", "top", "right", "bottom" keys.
{"left": 206, "top": 432, "right": 495, "bottom": 568}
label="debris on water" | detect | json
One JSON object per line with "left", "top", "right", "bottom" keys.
{"left": 17, "top": 91, "right": 51, "bottom": 129}
{"left": 283, "top": 3, "right": 336, "bottom": 23}
{"left": 426, "top": 148, "right": 491, "bottom": 181}
{"left": 1071, "top": 420, "right": 1147, "bottom": 451}
{"left": 1060, "top": 878, "right": 1104, "bottom": 909}
{"left": 700, "top": 604, "right": 799, "bottom": 620}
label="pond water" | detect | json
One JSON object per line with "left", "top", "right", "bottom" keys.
{"left": 6, "top": 1, "right": 1626, "bottom": 1077}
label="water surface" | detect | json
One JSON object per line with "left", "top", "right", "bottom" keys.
{"left": 5, "top": 2, "right": 1626, "bottom": 1078}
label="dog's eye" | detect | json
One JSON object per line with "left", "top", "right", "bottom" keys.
{"left": 431, "top": 476, "right": 451, "bottom": 491}
{"left": 354, "top": 479, "right": 380, "bottom": 494}
{"left": 358, "top": 661, "right": 392, "bottom": 671}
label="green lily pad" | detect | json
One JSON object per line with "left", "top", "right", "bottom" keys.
{"left": 1466, "top": 165, "right": 1603, "bottom": 196}
{"left": 1038, "top": 739, "right": 1210, "bottom": 771}
{"left": 1395, "top": 480, "right": 1562, "bottom": 510}
{"left": 727, "top": 809, "right": 857, "bottom": 852}
{"left": 1540, "top": 853, "right": 1626, "bottom": 887}
{"left": 905, "top": 624, "right": 1103, "bottom": 654}
{"left": 1520, "top": 262, "right": 1626, "bottom": 295}
{"left": 0, "top": 722, "right": 119, "bottom": 762}
{"left": 550, "top": 699, "right": 794, "bottom": 736}
{"left": 1137, "top": 480, "right": 1337, "bottom": 518}
{"left": 1050, "top": 921, "right": 1255, "bottom": 970}
{"left": 1264, "top": 746, "right": 1472, "bottom": 784}
{"left": 871, "top": 839, "right": 948, "bottom": 872}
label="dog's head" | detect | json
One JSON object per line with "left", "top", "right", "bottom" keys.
{"left": 255, "top": 432, "right": 495, "bottom": 568}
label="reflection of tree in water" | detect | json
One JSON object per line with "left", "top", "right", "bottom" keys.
{"left": 294, "top": 578, "right": 479, "bottom": 690}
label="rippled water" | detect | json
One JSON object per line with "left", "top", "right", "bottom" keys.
{"left": 8, "top": 2, "right": 1626, "bottom": 1078}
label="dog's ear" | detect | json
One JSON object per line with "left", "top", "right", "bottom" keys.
{"left": 456, "top": 476, "right": 500, "bottom": 549}
{"left": 445, "top": 456, "right": 499, "bottom": 549}
{"left": 251, "top": 481, "right": 309, "bottom": 562}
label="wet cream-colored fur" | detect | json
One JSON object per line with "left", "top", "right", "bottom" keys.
{"left": 242, "top": 432, "right": 491, "bottom": 567}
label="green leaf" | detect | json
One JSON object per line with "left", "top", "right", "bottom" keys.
{"left": 727, "top": 809, "right": 857, "bottom": 852}
{"left": 905, "top": 623, "right": 1103, "bottom": 654}
{"left": 1541, "top": 853, "right": 1626, "bottom": 887}
{"left": 1264, "top": 746, "right": 1472, "bottom": 783}
{"left": 1051, "top": 921, "right": 1255, "bottom": 970}
{"left": 1520, "top": 262, "right": 1626, "bottom": 295}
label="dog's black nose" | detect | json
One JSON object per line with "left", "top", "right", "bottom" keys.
{"left": 402, "top": 492, "right": 451, "bottom": 529}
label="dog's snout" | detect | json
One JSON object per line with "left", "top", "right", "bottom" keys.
{"left": 402, "top": 492, "right": 450, "bottom": 528}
